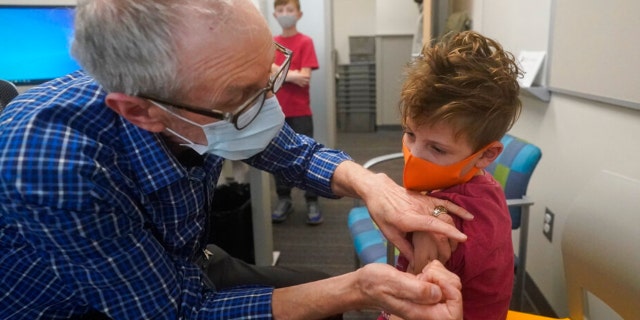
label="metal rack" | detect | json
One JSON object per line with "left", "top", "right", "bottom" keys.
{"left": 336, "top": 36, "right": 377, "bottom": 132}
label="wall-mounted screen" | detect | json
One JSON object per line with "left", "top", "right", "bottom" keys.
{"left": 0, "top": 5, "right": 80, "bottom": 85}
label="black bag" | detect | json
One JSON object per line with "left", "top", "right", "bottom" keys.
{"left": 209, "top": 182, "right": 255, "bottom": 264}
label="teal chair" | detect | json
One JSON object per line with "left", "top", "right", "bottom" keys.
{"left": 347, "top": 134, "right": 542, "bottom": 310}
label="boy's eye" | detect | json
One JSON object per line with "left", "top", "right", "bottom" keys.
{"left": 403, "top": 131, "right": 415, "bottom": 139}
{"left": 431, "top": 145, "right": 446, "bottom": 155}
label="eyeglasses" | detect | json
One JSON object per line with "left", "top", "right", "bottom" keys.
{"left": 140, "top": 42, "right": 292, "bottom": 130}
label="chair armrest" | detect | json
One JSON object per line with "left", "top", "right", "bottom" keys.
{"left": 507, "top": 196, "right": 534, "bottom": 208}
{"left": 362, "top": 153, "right": 404, "bottom": 169}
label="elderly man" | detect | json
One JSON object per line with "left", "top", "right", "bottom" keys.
{"left": 0, "top": 0, "right": 468, "bottom": 319}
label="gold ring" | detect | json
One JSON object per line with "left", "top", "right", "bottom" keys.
{"left": 432, "top": 205, "right": 447, "bottom": 217}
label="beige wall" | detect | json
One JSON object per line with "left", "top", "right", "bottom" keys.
{"left": 472, "top": 0, "right": 640, "bottom": 316}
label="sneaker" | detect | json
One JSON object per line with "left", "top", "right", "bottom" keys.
{"left": 272, "top": 198, "right": 293, "bottom": 223}
{"left": 305, "top": 201, "right": 324, "bottom": 225}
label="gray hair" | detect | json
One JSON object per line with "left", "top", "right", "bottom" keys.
{"left": 71, "top": 0, "right": 233, "bottom": 98}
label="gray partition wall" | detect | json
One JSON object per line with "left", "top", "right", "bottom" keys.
{"left": 375, "top": 34, "right": 413, "bottom": 127}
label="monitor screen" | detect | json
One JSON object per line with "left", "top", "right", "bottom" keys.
{"left": 0, "top": 5, "right": 80, "bottom": 86}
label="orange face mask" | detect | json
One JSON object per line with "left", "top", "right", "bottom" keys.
{"left": 402, "top": 142, "right": 491, "bottom": 192}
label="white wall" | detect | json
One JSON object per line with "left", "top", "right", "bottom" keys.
{"left": 472, "top": 0, "right": 640, "bottom": 316}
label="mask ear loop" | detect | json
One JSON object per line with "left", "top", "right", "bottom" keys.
{"left": 164, "top": 127, "right": 197, "bottom": 146}
{"left": 449, "top": 142, "right": 495, "bottom": 182}
{"left": 147, "top": 99, "right": 220, "bottom": 147}
{"left": 460, "top": 143, "right": 495, "bottom": 175}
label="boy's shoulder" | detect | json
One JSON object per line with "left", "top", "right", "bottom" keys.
{"left": 432, "top": 174, "right": 509, "bottom": 222}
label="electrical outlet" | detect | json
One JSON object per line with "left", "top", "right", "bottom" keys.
{"left": 543, "top": 208, "right": 554, "bottom": 242}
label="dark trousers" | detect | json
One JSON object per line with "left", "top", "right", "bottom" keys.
{"left": 77, "top": 244, "right": 334, "bottom": 319}
{"left": 203, "top": 244, "right": 342, "bottom": 319}
{"left": 275, "top": 116, "right": 318, "bottom": 201}
{"left": 203, "top": 244, "right": 330, "bottom": 289}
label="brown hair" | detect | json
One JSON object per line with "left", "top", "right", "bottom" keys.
{"left": 274, "top": 0, "right": 300, "bottom": 10}
{"left": 400, "top": 31, "right": 522, "bottom": 151}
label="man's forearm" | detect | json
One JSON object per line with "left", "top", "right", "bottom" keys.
{"left": 272, "top": 271, "right": 363, "bottom": 320}
{"left": 271, "top": 262, "right": 463, "bottom": 320}
{"left": 330, "top": 160, "right": 381, "bottom": 199}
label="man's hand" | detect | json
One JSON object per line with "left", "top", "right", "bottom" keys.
{"left": 360, "top": 173, "right": 471, "bottom": 261}
{"left": 359, "top": 261, "right": 463, "bottom": 320}
{"left": 272, "top": 261, "right": 462, "bottom": 320}
{"left": 331, "top": 161, "right": 473, "bottom": 262}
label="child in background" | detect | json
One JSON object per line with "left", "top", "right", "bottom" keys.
{"left": 384, "top": 31, "right": 523, "bottom": 320}
{"left": 270, "top": 0, "right": 322, "bottom": 225}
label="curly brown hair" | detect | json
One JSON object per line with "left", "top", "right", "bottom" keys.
{"left": 400, "top": 31, "right": 522, "bottom": 151}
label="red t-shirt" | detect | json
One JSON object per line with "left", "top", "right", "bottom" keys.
{"left": 273, "top": 33, "right": 319, "bottom": 117}
{"left": 395, "top": 173, "right": 514, "bottom": 320}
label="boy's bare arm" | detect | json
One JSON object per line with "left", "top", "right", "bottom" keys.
{"left": 390, "top": 217, "right": 458, "bottom": 320}
{"left": 409, "top": 214, "right": 457, "bottom": 274}
{"left": 286, "top": 67, "right": 311, "bottom": 87}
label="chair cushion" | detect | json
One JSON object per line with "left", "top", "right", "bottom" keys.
{"left": 347, "top": 206, "right": 388, "bottom": 264}
{"left": 486, "top": 134, "right": 542, "bottom": 229}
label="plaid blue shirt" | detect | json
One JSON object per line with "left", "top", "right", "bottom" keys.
{"left": 0, "top": 71, "right": 350, "bottom": 319}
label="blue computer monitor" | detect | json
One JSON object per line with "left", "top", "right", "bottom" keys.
{"left": 0, "top": 5, "right": 80, "bottom": 85}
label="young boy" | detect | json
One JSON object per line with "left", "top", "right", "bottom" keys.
{"left": 383, "top": 31, "right": 523, "bottom": 320}
{"left": 270, "top": 0, "right": 322, "bottom": 225}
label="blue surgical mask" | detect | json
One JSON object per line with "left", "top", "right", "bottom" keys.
{"left": 153, "top": 96, "right": 285, "bottom": 160}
